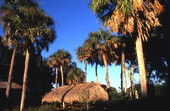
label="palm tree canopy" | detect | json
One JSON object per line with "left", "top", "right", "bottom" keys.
{"left": 47, "top": 49, "right": 72, "bottom": 68}
{"left": 83, "top": 29, "right": 111, "bottom": 64}
{"left": 0, "top": 0, "right": 56, "bottom": 53}
{"left": 76, "top": 46, "right": 87, "bottom": 62}
{"left": 87, "top": 29, "right": 123, "bottom": 65}
{"left": 77, "top": 29, "right": 124, "bottom": 67}
{"left": 89, "top": 0, "right": 164, "bottom": 41}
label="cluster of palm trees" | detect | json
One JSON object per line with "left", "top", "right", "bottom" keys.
{"left": 76, "top": 29, "right": 136, "bottom": 93}
{"left": 0, "top": 0, "right": 55, "bottom": 110}
{"left": 46, "top": 49, "right": 72, "bottom": 87}
{"left": 83, "top": 0, "right": 165, "bottom": 99}
{"left": 46, "top": 49, "right": 86, "bottom": 87}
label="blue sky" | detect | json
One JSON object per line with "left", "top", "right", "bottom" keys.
{"left": 0, "top": 0, "right": 140, "bottom": 90}
{"left": 38, "top": 0, "right": 123, "bottom": 90}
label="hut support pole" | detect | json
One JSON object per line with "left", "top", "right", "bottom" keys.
{"left": 62, "top": 102, "right": 65, "bottom": 108}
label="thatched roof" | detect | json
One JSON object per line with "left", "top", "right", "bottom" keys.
{"left": 42, "top": 82, "right": 108, "bottom": 104}
{"left": 0, "top": 81, "right": 22, "bottom": 89}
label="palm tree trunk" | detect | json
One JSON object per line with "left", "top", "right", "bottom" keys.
{"left": 60, "top": 65, "right": 64, "bottom": 86}
{"left": 84, "top": 60, "right": 88, "bottom": 75}
{"left": 129, "top": 62, "right": 135, "bottom": 99}
{"left": 124, "top": 68, "right": 127, "bottom": 93}
{"left": 55, "top": 67, "right": 58, "bottom": 88}
{"left": 102, "top": 54, "right": 110, "bottom": 88}
{"left": 121, "top": 43, "right": 127, "bottom": 92}
{"left": 120, "top": 69, "right": 123, "bottom": 92}
{"left": 20, "top": 49, "right": 30, "bottom": 111}
{"left": 95, "top": 62, "right": 98, "bottom": 82}
{"left": 6, "top": 47, "right": 16, "bottom": 98}
{"left": 136, "top": 37, "right": 147, "bottom": 99}
{"left": 121, "top": 44, "right": 125, "bottom": 92}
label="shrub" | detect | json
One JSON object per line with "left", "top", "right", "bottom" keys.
{"left": 107, "top": 87, "right": 121, "bottom": 102}
{"left": 25, "top": 104, "right": 57, "bottom": 111}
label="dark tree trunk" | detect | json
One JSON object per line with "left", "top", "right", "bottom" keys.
{"left": 84, "top": 60, "right": 88, "bottom": 75}
{"left": 95, "top": 62, "right": 98, "bottom": 82}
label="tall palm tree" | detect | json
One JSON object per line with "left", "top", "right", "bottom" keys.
{"left": 83, "top": 34, "right": 102, "bottom": 82}
{"left": 0, "top": 0, "right": 21, "bottom": 98}
{"left": 0, "top": 37, "right": 18, "bottom": 98}
{"left": 82, "top": 29, "right": 112, "bottom": 88}
{"left": 111, "top": 37, "right": 133, "bottom": 93}
{"left": 50, "top": 49, "right": 72, "bottom": 86}
{"left": 1, "top": 0, "right": 56, "bottom": 110}
{"left": 89, "top": 0, "right": 164, "bottom": 98}
{"left": 46, "top": 56, "right": 60, "bottom": 87}
{"left": 105, "top": 35, "right": 130, "bottom": 92}
{"left": 76, "top": 46, "right": 89, "bottom": 75}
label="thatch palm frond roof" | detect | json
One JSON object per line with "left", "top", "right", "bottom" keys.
{"left": 42, "top": 82, "right": 108, "bottom": 104}
{"left": 0, "top": 81, "right": 22, "bottom": 89}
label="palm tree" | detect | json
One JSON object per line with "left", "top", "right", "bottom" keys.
{"left": 0, "top": 37, "right": 18, "bottom": 99}
{"left": 76, "top": 46, "right": 89, "bottom": 75}
{"left": 89, "top": 0, "right": 164, "bottom": 98}
{"left": 46, "top": 56, "right": 60, "bottom": 87}
{"left": 50, "top": 49, "right": 72, "bottom": 86}
{"left": 0, "top": 0, "right": 22, "bottom": 98}
{"left": 82, "top": 29, "right": 112, "bottom": 88}
{"left": 1, "top": 0, "right": 56, "bottom": 110}
{"left": 98, "top": 43, "right": 111, "bottom": 88}
{"left": 83, "top": 34, "right": 102, "bottom": 82}
{"left": 105, "top": 35, "right": 130, "bottom": 91}
{"left": 106, "top": 36, "right": 136, "bottom": 93}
